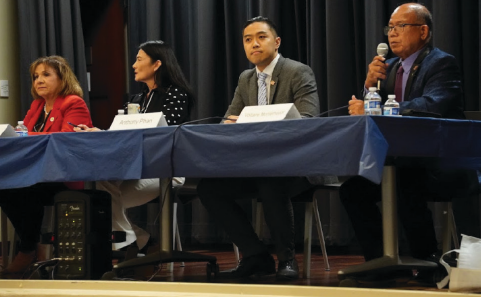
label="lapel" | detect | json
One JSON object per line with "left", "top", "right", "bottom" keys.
{"left": 43, "top": 95, "right": 64, "bottom": 131}
{"left": 404, "top": 46, "right": 431, "bottom": 100}
{"left": 386, "top": 59, "right": 399, "bottom": 96}
{"left": 248, "top": 70, "right": 258, "bottom": 106}
{"left": 269, "top": 55, "right": 284, "bottom": 104}
{"left": 29, "top": 100, "right": 44, "bottom": 130}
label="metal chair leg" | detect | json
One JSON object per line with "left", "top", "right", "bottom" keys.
{"left": 313, "top": 198, "right": 330, "bottom": 271}
{"left": 172, "top": 202, "right": 185, "bottom": 268}
{"left": 233, "top": 244, "right": 240, "bottom": 262}
{"left": 448, "top": 202, "right": 460, "bottom": 249}
{"left": 441, "top": 201, "right": 459, "bottom": 254}
{"left": 303, "top": 202, "right": 313, "bottom": 278}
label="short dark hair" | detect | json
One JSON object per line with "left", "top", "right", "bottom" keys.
{"left": 243, "top": 16, "right": 278, "bottom": 37}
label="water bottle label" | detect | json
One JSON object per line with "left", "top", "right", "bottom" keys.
{"left": 383, "top": 107, "right": 400, "bottom": 116}
{"left": 365, "top": 108, "right": 382, "bottom": 115}
{"left": 364, "top": 101, "right": 381, "bottom": 109}
{"left": 15, "top": 131, "right": 28, "bottom": 137}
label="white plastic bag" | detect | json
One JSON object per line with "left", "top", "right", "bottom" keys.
{"left": 437, "top": 234, "right": 481, "bottom": 292}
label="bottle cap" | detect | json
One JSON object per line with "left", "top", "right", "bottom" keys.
{"left": 368, "top": 87, "right": 377, "bottom": 92}
{"left": 117, "top": 109, "right": 125, "bottom": 115}
{"left": 18, "top": 121, "right": 24, "bottom": 124}
{"left": 388, "top": 95, "right": 396, "bottom": 99}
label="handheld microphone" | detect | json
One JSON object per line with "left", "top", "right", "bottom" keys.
{"left": 376, "top": 43, "right": 389, "bottom": 90}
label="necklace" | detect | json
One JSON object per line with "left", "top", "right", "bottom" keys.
{"left": 43, "top": 104, "right": 52, "bottom": 121}
{"left": 141, "top": 91, "right": 155, "bottom": 113}
{"left": 44, "top": 104, "right": 53, "bottom": 113}
{"left": 141, "top": 85, "right": 172, "bottom": 113}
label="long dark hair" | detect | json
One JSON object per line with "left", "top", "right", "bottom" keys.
{"left": 139, "top": 40, "right": 194, "bottom": 109}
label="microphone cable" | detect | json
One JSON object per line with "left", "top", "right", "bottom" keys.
{"left": 314, "top": 104, "right": 349, "bottom": 117}
{"left": 28, "top": 258, "right": 61, "bottom": 280}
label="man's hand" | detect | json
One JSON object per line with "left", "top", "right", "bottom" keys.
{"left": 224, "top": 115, "right": 238, "bottom": 124}
{"left": 348, "top": 95, "right": 364, "bottom": 115}
{"left": 73, "top": 124, "right": 102, "bottom": 132}
{"left": 365, "top": 56, "right": 388, "bottom": 88}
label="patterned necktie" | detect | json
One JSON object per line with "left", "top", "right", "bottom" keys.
{"left": 394, "top": 64, "right": 404, "bottom": 102}
{"left": 257, "top": 72, "right": 268, "bottom": 105}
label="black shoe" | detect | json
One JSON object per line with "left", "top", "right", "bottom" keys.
{"left": 221, "top": 252, "right": 276, "bottom": 278}
{"left": 276, "top": 258, "right": 299, "bottom": 280}
{"left": 411, "top": 252, "right": 450, "bottom": 285}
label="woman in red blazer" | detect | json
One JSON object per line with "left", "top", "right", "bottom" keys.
{"left": 0, "top": 56, "right": 92, "bottom": 278}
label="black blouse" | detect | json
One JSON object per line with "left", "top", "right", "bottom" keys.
{"left": 129, "top": 86, "right": 190, "bottom": 125}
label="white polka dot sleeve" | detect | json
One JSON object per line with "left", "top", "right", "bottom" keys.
{"left": 163, "top": 87, "right": 190, "bottom": 125}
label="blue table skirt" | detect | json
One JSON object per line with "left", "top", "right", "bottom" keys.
{"left": 2, "top": 115, "right": 480, "bottom": 190}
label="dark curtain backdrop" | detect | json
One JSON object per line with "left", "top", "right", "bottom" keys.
{"left": 17, "top": 0, "right": 89, "bottom": 117}
{"left": 127, "top": 0, "right": 481, "bottom": 246}
{"left": 127, "top": 0, "right": 480, "bottom": 120}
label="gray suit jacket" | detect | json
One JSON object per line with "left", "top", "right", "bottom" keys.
{"left": 225, "top": 56, "right": 320, "bottom": 118}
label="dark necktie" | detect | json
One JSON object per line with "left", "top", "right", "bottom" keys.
{"left": 394, "top": 64, "right": 404, "bottom": 102}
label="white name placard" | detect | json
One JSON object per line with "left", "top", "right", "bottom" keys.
{"left": 0, "top": 124, "right": 18, "bottom": 137}
{"left": 236, "top": 103, "right": 301, "bottom": 123}
{"left": 109, "top": 112, "right": 167, "bottom": 130}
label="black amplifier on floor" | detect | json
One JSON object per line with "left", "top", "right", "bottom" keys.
{"left": 53, "top": 190, "right": 112, "bottom": 279}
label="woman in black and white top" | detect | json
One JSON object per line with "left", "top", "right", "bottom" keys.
{"left": 129, "top": 86, "right": 189, "bottom": 124}
{"left": 76, "top": 40, "right": 194, "bottom": 250}
{"left": 127, "top": 40, "right": 193, "bottom": 124}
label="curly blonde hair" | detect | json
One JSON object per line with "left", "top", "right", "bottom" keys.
{"left": 30, "top": 55, "right": 83, "bottom": 99}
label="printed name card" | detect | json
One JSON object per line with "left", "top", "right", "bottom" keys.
{"left": 236, "top": 103, "right": 301, "bottom": 123}
{"left": 0, "top": 124, "right": 17, "bottom": 137}
{"left": 109, "top": 112, "right": 167, "bottom": 130}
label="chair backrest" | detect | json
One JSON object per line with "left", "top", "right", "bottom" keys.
{"left": 464, "top": 111, "right": 481, "bottom": 121}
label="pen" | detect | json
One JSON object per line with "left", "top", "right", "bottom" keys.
{"left": 67, "top": 122, "right": 79, "bottom": 127}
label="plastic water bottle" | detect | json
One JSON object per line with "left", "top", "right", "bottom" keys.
{"left": 383, "top": 95, "right": 400, "bottom": 116}
{"left": 15, "top": 121, "right": 28, "bottom": 137}
{"left": 364, "top": 87, "right": 382, "bottom": 115}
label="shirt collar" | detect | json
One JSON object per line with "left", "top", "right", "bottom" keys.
{"left": 256, "top": 53, "right": 280, "bottom": 77}
{"left": 399, "top": 47, "right": 424, "bottom": 74}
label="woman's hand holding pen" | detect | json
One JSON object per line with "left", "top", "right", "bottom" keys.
{"left": 73, "top": 124, "right": 102, "bottom": 132}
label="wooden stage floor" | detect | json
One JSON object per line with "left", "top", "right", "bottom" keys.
{"left": 0, "top": 246, "right": 474, "bottom": 296}
{"left": 127, "top": 246, "right": 447, "bottom": 290}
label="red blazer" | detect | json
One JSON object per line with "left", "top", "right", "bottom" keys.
{"left": 23, "top": 94, "right": 93, "bottom": 134}
{"left": 23, "top": 94, "right": 93, "bottom": 189}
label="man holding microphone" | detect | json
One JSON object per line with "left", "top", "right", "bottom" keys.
{"left": 348, "top": 3, "right": 464, "bottom": 118}
{"left": 342, "top": 3, "right": 474, "bottom": 264}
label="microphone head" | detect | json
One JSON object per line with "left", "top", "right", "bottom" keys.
{"left": 377, "top": 43, "right": 389, "bottom": 57}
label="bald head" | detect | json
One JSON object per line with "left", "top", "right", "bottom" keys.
{"left": 394, "top": 3, "right": 432, "bottom": 41}
{"left": 388, "top": 3, "right": 431, "bottom": 59}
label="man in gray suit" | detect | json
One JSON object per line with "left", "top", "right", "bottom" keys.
{"left": 197, "top": 16, "right": 320, "bottom": 280}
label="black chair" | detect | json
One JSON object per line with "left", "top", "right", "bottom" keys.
{"left": 176, "top": 178, "right": 331, "bottom": 278}
{"left": 102, "top": 178, "right": 218, "bottom": 280}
